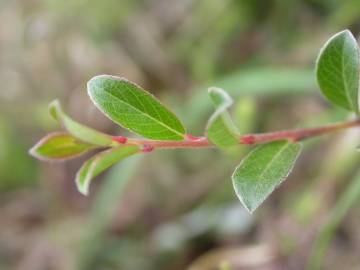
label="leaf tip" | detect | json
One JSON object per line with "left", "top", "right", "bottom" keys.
{"left": 87, "top": 74, "right": 123, "bottom": 107}
{"left": 87, "top": 75, "right": 141, "bottom": 99}
{"left": 316, "top": 29, "right": 354, "bottom": 62}
{"left": 87, "top": 74, "right": 128, "bottom": 88}
{"left": 87, "top": 74, "right": 108, "bottom": 93}
{"left": 76, "top": 182, "right": 89, "bottom": 196}
{"left": 28, "top": 134, "right": 54, "bottom": 162}
{"left": 28, "top": 143, "right": 40, "bottom": 159}
{"left": 331, "top": 29, "right": 357, "bottom": 45}
{"left": 231, "top": 175, "right": 257, "bottom": 214}
{"left": 329, "top": 29, "right": 354, "bottom": 41}
{"left": 208, "top": 86, "right": 233, "bottom": 106}
{"left": 76, "top": 178, "right": 90, "bottom": 196}
{"left": 339, "top": 29, "right": 353, "bottom": 36}
{"left": 75, "top": 166, "right": 91, "bottom": 196}
{"left": 207, "top": 87, "right": 220, "bottom": 94}
{"left": 49, "top": 99, "right": 61, "bottom": 121}
{"left": 28, "top": 142, "right": 56, "bottom": 162}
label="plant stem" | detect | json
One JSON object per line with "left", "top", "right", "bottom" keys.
{"left": 113, "top": 118, "right": 360, "bottom": 150}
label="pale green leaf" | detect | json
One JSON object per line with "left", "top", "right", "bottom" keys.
{"left": 76, "top": 145, "right": 139, "bottom": 195}
{"left": 29, "top": 132, "right": 94, "bottom": 161}
{"left": 49, "top": 100, "right": 114, "bottom": 146}
{"left": 185, "top": 68, "right": 316, "bottom": 128}
{"left": 206, "top": 87, "right": 239, "bottom": 147}
{"left": 316, "top": 30, "right": 359, "bottom": 113}
{"left": 232, "top": 140, "right": 302, "bottom": 213}
{"left": 87, "top": 75, "right": 186, "bottom": 140}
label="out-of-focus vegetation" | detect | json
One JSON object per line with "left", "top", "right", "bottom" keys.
{"left": 2, "top": 0, "right": 360, "bottom": 269}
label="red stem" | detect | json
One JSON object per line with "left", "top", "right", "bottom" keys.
{"left": 113, "top": 118, "right": 360, "bottom": 150}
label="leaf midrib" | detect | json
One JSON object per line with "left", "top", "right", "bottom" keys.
{"left": 208, "top": 89, "right": 239, "bottom": 140}
{"left": 102, "top": 88, "right": 184, "bottom": 138}
{"left": 257, "top": 142, "right": 290, "bottom": 182}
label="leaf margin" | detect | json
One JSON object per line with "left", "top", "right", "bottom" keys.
{"left": 75, "top": 145, "right": 140, "bottom": 195}
{"left": 206, "top": 87, "right": 240, "bottom": 147}
{"left": 29, "top": 132, "right": 95, "bottom": 162}
{"left": 231, "top": 140, "right": 302, "bottom": 213}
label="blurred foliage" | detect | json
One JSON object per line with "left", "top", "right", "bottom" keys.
{"left": 2, "top": 0, "right": 360, "bottom": 269}
{"left": 0, "top": 117, "right": 37, "bottom": 190}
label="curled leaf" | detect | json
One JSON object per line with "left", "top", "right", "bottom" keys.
{"left": 76, "top": 145, "right": 140, "bottom": 195}
{"left": 49, "top": 100, "right": 114, "bottom": 146}
{"left": 316, "top": 30, "right": 360, "bottom": 113}
{"left": 206, "top": 87, "right": 239, "bottom": 147}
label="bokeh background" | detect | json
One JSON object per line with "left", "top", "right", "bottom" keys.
{"left": 2, "top": 0, "right": 360, "bottom": 269}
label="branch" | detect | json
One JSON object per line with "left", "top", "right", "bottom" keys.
{"left": 111, "top": 118, "right": 360, "bottom": 151}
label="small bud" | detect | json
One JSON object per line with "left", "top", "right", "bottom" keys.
{"left": 112, "top": 136, "right": 127, "bottom": 144}
{"left": 141, "top": 144, "right": 154, "bottom": 153}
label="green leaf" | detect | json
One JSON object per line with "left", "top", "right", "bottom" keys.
{"left": 76, "top": 145, "right": 139, "bottom": 195}
{"left": 185, "top": 68, "right": 316, "bottom": 128}
{"left": 316, "top": 30, "right": 360, "bottom": 113}
{"left": 87, "top": 75, "right": 186, "bottom": 140}
{"left": 206, "top": 87, "right": 239, "bottom": 147}
{"left": 29, "top": 132, "right": 95, "bottom": 161}
{"left": 49, "top": 100, "right": 114, "bottom": 146}
{"left": 232, "top": 140, "right": 302, "bottom": 213}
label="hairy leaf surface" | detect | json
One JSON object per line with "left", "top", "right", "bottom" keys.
{"left": 76, "top": 145, "right": 139, "bottom": 195}
{"left": 232, "top": 140, "right": 302, "bottom": 213}
{"left": 316, "top": 30, "right": 359, "bottom": 113}
{"left": 87, "top": 75, "right": 186, "bottom": 140}
{"left": 206, "top": 87, "right": 239, "bottom": 147}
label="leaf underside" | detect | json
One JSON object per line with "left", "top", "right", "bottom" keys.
{"left": 76, "top": 145, "right": 139, "bottom": 195}
{"left": 206, "top": 87, "right": 239, "bottom": 147}
{"left": 87, "top": 75, "right": 186, "bottom": 140}
{"left": 232, "top": 140, "right": 302, "bottom": 213}
{"left": 316, "top": 30, "right": 359, "bottom": 113}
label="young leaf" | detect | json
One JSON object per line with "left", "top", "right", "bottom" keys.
{"left": 87, "top": 75, "right": 186, "bottom": 140}
{"left": 49, "top": 100, "right": 114, "bottom": 146}
{"left": 76, "top": 145, "right": 139, "bottom": 195}
{"left": 316, "top": 30, "right": 360, "bottom": 113}
{"left": 29, "top": 132, "right": 95, "bottom": 161}
{"left": 206, "top": 87, "right": 239, "bottom": 147}
{"left": 232, "top": 140, "right": 302, "bottom": 213}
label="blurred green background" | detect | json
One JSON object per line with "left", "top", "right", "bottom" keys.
{"left": 2, "top": 0, "right": 360, "bottom": 269}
